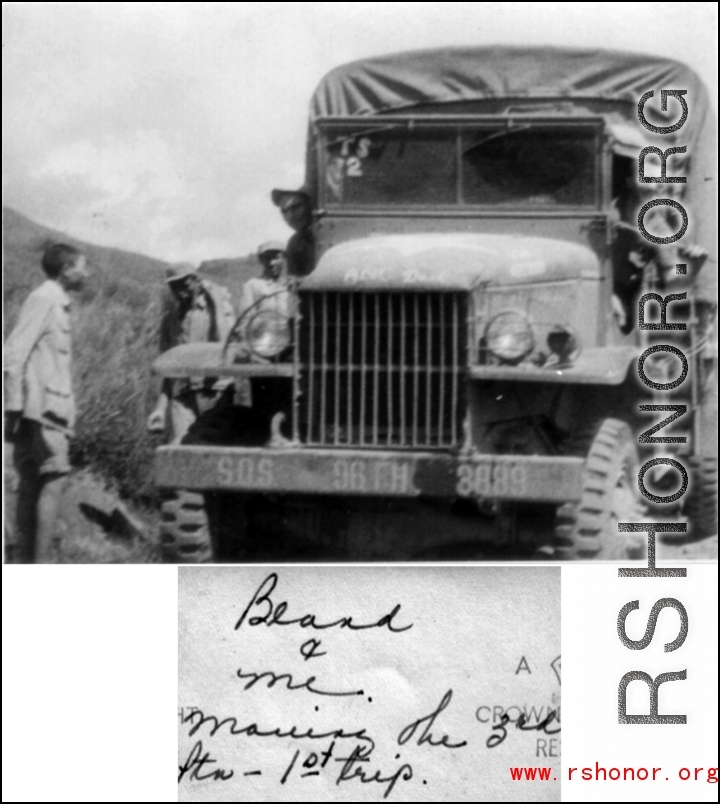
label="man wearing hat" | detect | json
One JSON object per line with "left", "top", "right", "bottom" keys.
{"left": 212, "top": 241, "right": 294, "bottom": 445}
{"left": 271, "top": 188, "right": 315, "bottom": 278}
{"left": 237, "top": 241, "right": 291, "bottom": 325}
{"left": 147, "top": 263, "right": 235, "bottom": 443}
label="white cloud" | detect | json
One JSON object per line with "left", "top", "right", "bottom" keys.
{"left": 27, "top": 132, "right": 188, "bottom": 255}
{"left": 40, "top": 132, "right": 184, "bottom": 204}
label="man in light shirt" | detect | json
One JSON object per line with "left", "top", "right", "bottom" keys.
{"left": 4, "top": 242, "right": 88, "bottom": 562}
{"left": 238, "top": 241, "right": 291, "bottom": 323}
{"left": 187, "top": 241, "right": 295, "bottom": 450}
{"left": 233, "top": 242, "right": 294, "bottom": 440}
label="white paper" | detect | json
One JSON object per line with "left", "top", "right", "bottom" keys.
{"left": 179, "top": 566, "right": 560, "bottom": 802}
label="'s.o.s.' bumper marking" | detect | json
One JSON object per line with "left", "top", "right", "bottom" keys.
{"left": 157, "top": 447, "right": 583, "bottom": 502}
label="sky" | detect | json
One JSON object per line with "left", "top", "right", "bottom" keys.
{"left": 2, "top": 2, "right": 717, "bottom": 263}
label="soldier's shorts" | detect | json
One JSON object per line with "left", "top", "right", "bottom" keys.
{"left": 13, "top": 419, "right": 71, "bottom": 476}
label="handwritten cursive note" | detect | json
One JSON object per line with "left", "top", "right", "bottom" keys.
{"left": 179, "top": 567, "right": 560, "bottom": 802}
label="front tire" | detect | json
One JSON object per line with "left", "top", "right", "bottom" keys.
{"left": 160, "top": 490, "right": 213, "bottom": 563}
{"left": 554, "top": 418, "right": 644, "bottom": 559}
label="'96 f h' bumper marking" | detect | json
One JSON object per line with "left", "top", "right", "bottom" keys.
{"left": 157, "top": 447, "right": 584, "bottom": 502}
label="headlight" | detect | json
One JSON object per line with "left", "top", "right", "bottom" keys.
{"left": 246, "top": 311, "right": 291, "bottom": 359}
{"left": 484, "top": 311, "right": 534, "bottom": 363}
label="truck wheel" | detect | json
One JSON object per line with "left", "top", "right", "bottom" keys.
{"left": 683, "top": 455, "right": 718, "bottom": 538}
{"left": 554, "top": 418, "right": 643, "bottom": 559}
{"left": 160, "top": 490, "right": 214, "bottom": 563}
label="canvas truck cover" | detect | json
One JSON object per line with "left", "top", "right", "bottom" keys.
{"left": 305, "top": 47, "right": 715, "bottom": 276}
{"left": 309, "top": 47, "right": 707, "bottom": 122}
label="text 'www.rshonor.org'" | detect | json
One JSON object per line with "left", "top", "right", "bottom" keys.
{"left": 616, "top": 89, "right": 698, "bottom": 723}
{"left": 507, "top": 766, "right": 718, "bottom": 783}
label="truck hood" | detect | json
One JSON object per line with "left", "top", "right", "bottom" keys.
{"left": 302, "top": 233, "right": 601, "bottom": 291}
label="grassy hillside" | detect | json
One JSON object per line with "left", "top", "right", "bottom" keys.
{"left": 3, "top": 207, "right": 169, "bottom": 330}
{"left": 3, "top": 207, "right": 256, "bottom": 502}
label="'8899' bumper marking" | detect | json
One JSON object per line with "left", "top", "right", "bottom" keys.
{"left": 156, "top": 446, "right": 584, "bottom": 502}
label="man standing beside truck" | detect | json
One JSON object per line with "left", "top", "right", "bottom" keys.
{"left": 223, "top": 241, "right": 295, "bottom": 444}
{"left": 173, "top": 244, "right": 295, "bottom": 450}
{"left": 238, "top": 241, "right": 292, "bottom": 324}
{"left": 4, "top": 242, "right": 88, "bottom": 562}
{"left": 147, "top": 263, "right": 235, "bottom": 443}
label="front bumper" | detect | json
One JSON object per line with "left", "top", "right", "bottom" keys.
{"left": 156, "top": 446, "right": 584, "bottom": 503}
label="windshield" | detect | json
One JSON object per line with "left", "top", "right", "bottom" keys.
{"left": 321, "top": 122, "right": 600, "bottom": 208}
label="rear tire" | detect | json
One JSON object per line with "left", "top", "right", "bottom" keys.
{"left": 554, "top": 418, "right": 644, "bottom": 560}
{"left": 683, "top": 454, "right": 718, "bottom": 538}
{"left": 160, "top": 490, "right": 213, "bottom": 563}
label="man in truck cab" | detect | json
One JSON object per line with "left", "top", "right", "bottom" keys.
{"left": 271, "top": 187, "right": 315, "bottom": 278}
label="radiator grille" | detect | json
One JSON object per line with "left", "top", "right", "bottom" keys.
{"left": 299, "top": 292, "right": 466, "bottom": 448}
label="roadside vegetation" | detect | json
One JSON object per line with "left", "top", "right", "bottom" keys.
{"left": 4, "top": 208, "right": 169, "bottom": 502}
{"left": 3, "top": 207, "right": 258, "bottom": 503}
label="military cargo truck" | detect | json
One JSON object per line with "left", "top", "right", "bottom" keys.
{"left": 154, "top": 47, "right": 717, "bottom": 562}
